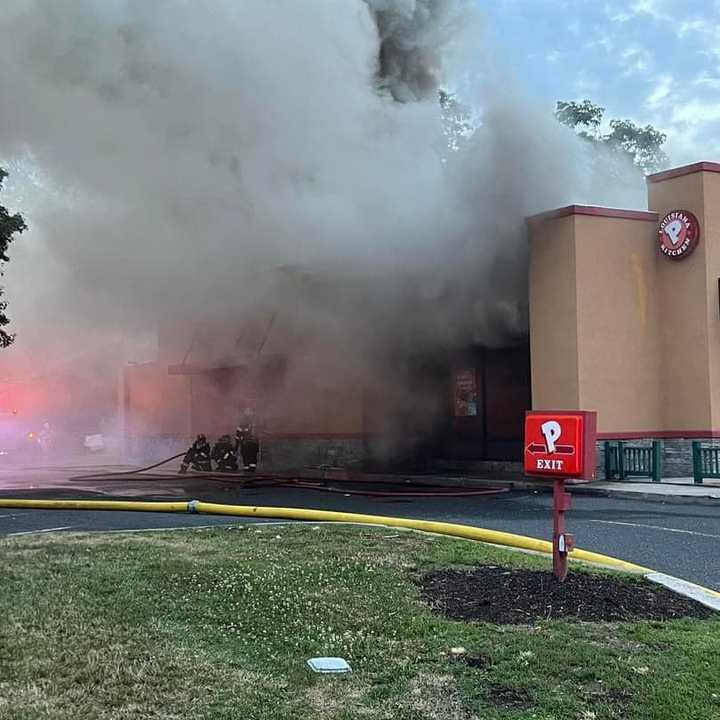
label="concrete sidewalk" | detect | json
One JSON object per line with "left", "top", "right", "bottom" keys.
{"left": 571, "top": 477, "right": 720, "bottom": 503}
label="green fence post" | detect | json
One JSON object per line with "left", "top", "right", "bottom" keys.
{"left": 604, "top": 442, "right": 615, "bottom": 480}
{"left": 617, "top": 441, "right": 625, "bottom": 480}
{"left": 651, "top": 441, "right": 662, "bottom": 483}
{"left": 692, "top": 441, "right": 704, "bottom": 485}
{"left": 604, "top": 442, "right": 609, "bottom": 479}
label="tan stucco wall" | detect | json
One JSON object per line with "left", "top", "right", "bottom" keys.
{"left": 700, "top": 172, "right": 720, "bottom": 429}
{"left": 529, "top": 212, "right": 661, "bottom": 434}
{"left": 573, "top": 215, "right": 661, "bottom": 433}
{"left": 530, "top": 165, "right": 720, "bottom": 435}
{"left": 528, "top": 215, "right": 580, "bottom": 410}
{"left": 700, "top": 172, "right": 720, "bottom": 430}
{"left": 647, "top": 172, "right": 712, "bottom": 430}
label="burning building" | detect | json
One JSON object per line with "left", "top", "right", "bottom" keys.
{"left": 121, "top": 264, "right": 531, "bottom": 470}
{"left": 123, "top": 160, "right": 720, "bottom": 478}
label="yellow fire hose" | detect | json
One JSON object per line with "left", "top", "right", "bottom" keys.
{"left": 0, "top": 499, "right": 189, "bottom": 513}
{"left": 2, "top": 498, "right": 718, "bottom": 604}
{"left": 0, "top": 497, "right": 646, "bottom": 573}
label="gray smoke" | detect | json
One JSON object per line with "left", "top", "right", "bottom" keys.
{"left": 0, "top": 0, "right": 644, "bottom": 444}
{"left": 368, "top": 0, "right": 472, "bottom": 102}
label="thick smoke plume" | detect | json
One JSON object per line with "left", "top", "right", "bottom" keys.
{"left": 0, "top": 0, "right": 644, "bottom": 448}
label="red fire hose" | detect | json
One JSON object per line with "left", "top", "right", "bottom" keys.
{"left": 68, "top": 454, "right": 509, "bottom": 498}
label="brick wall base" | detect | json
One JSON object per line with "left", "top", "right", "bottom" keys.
{"left": 260, "top": 438, "right": 367, "bottom": 471}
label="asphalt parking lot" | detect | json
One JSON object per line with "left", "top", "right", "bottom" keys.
{"left": 1, "top": 464, "right": 718, "bottom": 590}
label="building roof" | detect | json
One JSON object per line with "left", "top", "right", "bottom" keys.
{"left": 647, "top": 161, "right": 720, "bottom": 184}
{"left": 526, "top": 204, "right": 658, "bottom": 224}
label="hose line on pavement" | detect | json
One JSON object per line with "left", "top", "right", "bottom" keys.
{"left": 69, "top": 453, "right": 187, "bottom": 480}
{"left": 68, "top": 453, "right": 510, "bottom": 498}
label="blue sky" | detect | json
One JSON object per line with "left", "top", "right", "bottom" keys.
{"left": 477, "top": 0, "right": 720, "bottom": 166}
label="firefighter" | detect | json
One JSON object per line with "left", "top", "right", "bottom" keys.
{"left": 37, "top": 422, "right": 52, "bottom": 456}
{"left": 236, "top": 411, "right": 260, "bottom": 472}
{"left": 212, "top": 433, "right": 239, "bottom": 472}
{"left": 179, "top": 434, "right": 212, "bottom": 473}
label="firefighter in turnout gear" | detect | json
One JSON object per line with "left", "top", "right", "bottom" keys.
{"left": 212, "top": 434, "right": 239, "bottom": 472}
{"left": 179, "top": 434, "right": 212, "bottom": 473}
{"left": 237, "top": 411, "right": 260, "bottom": 471}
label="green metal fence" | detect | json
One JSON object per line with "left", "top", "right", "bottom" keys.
{"left": 691, "top": 441, "right": 720, "bottom": 485}
{"left": 604, "top": 441, "right": 662, "bottom": 482}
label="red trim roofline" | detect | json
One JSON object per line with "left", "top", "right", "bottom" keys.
{"left": 526, "top": 204, "right": 658, "bottom": 224}
{"left": 647, "top": 161, "right": 720, "bottom": 184}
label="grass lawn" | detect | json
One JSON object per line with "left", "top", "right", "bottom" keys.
{"left": 0, "top": 523, "right": 718, "bottom": 719}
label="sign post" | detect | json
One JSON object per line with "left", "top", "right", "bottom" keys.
{"left": 524, "top": 411, "right": 597, "bottom": 582}
{"left": 551, "top": 478, "right": 572, "bottom": 581}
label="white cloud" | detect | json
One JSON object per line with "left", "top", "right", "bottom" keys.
{"left": 646, "top": 74, "right": 673, "bottom": 109}
{"left": 693, "top": 71, "right": 720, "bottom": 89}
{"left": 648, "top": 96, "right": 720, "bottom": 164}
{"left": 619, "top": 46, "right": 653, "bottom": 76}
{"left": 566, "top": 20, "right": 582, "bottom": 35}
{"left": 670, "top": 98, "right": 720, "bottom": 127}
{"left": 590, "top": 33, "right": 616, "bottom": 54}
{"left": 676, "top": 18, "right": 708, "bottom": 37}
{"left": 607, "top": 4, "right": 632, "bottom": 23}
{"left": 573, "top": 73, "right": 601, "bottom": 94}
{"left": 629, "top": 0, "right": 672, "bottom": 21}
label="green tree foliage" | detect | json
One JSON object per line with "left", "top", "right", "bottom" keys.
{"left": 556, "top": 100, "right": 668, "bottom": 174}
{"left": 0, "top": 168, "right": 27, "bottom": 347}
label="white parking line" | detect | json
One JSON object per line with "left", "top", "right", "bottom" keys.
{"left": 590, "top": 520, "right": 720, "bottom": 540}
{"left": 8, "top": 526, "right": 74, "bottom": 536}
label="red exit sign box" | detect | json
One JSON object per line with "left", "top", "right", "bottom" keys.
{"left": 524, "top": 411, "right": 597, "bottom": 482}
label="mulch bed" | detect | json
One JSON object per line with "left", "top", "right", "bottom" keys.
{"left": 419, "top": 566, "right": 717, "bottom": 624}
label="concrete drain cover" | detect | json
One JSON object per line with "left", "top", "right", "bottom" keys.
{"left": 306, "top": 657, "right": 352, "bottom": 674}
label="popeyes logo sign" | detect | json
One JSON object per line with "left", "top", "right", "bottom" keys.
{"left": 524, "top": 411, "right": 597, "bottom": 482}
{"left": 658, "top": 210, "right": 700, "bottom": 260}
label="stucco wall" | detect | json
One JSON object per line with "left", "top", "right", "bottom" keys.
{"left": 647, "top": 171, "right": 713, "bottom": 431}
{"left": 528, "top": 214, "right": 580, "bottom": 410}
{"left": 701, "top": 172, "right": 720, "bottom": 431}
{"left": 528, "top": 208, "right": 661, "bottom": 434}
{"left": 573, "top": 214, "right": 661, "bottom": 433}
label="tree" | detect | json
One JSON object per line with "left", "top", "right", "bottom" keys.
{"left": 556, "top": 100, "right": 668, "bottom": 174}
{"left": 0, "top": 168, "right": 27, "bottom": 348}
{"left": 555, "top": 99, "right": 604, "bottom": 141}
